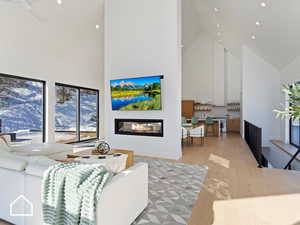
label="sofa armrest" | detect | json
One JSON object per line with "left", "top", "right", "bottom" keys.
{"left": 96, "top": 163, "right": 148, "bottom": 225}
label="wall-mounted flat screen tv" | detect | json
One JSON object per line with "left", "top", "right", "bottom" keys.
{"left": 110, "top": 75, "right": 162, "bottom": 111}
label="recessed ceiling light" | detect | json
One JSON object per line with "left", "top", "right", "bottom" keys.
{"left": 57, "top": 0, "right": 62, "bottom": 5}
{"left": 256, "top": 21, "right": 261, "bottom": 26}
{"left": 96, "top": 24, "right": 100, "bottom": 29}
{"left": 251, "top": 35, "right": 256, "bottom": 40}
{"left": 260, "top": 2, "right": 266, "bottom": 7}
{"left": 214, "top": 7, "right": 219, "bottom": 12}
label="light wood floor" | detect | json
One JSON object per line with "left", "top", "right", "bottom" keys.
{"left": 2, "top": 134, "right": 300, "bottom": 225}
{"left": 182, "top": 134, "right": 300, "bottom": 225}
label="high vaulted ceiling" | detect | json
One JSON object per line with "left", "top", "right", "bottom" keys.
{"left": 183, "top": 0, "right": 300, "bottom": 69}
{"left": 1, "top": 0, "right": 299, "bottom": 70}
{"left": 0, "top": 0, "right": 103, "bottom": 34}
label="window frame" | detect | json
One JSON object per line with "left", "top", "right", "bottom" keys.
{"left": 289, "top": 82, "right": 300, "bottom": 148}
{"left": 289, "top": 119, "right": 299, "bottom": 148}
{"left": 55, "top": 82, "right": 99, "bottom": 143}
{"left": 0, "top": 73, "right": 46, "bottom": 142}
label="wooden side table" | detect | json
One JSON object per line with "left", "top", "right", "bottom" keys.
{"left": 67, "top": 148, "right": 134, "bottom": 169}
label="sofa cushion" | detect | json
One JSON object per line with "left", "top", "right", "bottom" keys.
{"left": 23, "top": 155, "right": 59, "bottom": 177}
{"left": 0, "top": 154, "right": 28, "bottom": 171}
{"left": 10, "top": 143, "right": 73, "bottom": 156}
{"left": 0, "top": 137, "right": 11, "bottom": 153}
{"left": 14, "top": 155, "right": 58, "bottom": 165}
{"left": 25, "top": 163, "right": 52, "bottom": 177}
{"left": 25, "top": 156, "right": 59, "bottom": 177}
{"left": 30, "top": 156, "right": 58, "bottom": 166}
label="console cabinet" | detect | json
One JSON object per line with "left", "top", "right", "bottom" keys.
{"left": 227, "top": 118, "right": 240, "bottom": 133}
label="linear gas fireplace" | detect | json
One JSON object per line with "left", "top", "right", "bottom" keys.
{"left": 115, "top": 119, "right": 163, "bottom": 137}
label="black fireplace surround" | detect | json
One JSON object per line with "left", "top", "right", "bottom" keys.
{"left": 115, "top": 119, "right": 164, "bottom": 137}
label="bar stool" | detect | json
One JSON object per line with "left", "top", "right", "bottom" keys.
{"left": 182, "top": 116, "right": 187, "bottom": 125}
{"left": 191, "top": 116, "right": 198, "bottom": 125}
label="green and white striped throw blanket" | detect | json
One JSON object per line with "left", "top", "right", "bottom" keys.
{"left": 42, "top": 162, "right": 113, "bottom": 225}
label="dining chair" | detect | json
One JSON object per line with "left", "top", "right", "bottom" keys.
{"left": 191, "top": 116, "right": 198, "bottom": 125}
{"left": 182, "top": 127, "right": 189, "bottom": 144}
{"left": 182, "top": 116, "right": 187, "bottom": 125}
{"left": 205, "top": 117, "right": 215, "bottom": 136}
{"left": 189, "top": 125, "right": 205, "bottom": 145}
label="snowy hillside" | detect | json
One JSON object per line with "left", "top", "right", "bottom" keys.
{"left": 55, "top": 92, "right": 97, "bottom": 131}
{"left": 0, "top": 81, "right": 43, "bottom": 133}
{"left": 0, "top": 79, "right": 97, "bottom": 136}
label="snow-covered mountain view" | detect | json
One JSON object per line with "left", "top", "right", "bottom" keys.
{"left": 0, "top": 78, "right": 43, "bottom": 138}
{"left": 55, "top": 86, "right": 97, "bottom": 132}
{"left": 0, "top": 77, "right": 97, "bottom": 143}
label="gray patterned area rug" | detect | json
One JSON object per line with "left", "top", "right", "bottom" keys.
{"left": 133, "top": 158, "right": 208, "bottom": 225}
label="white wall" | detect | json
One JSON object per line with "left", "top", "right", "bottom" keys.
{"left": 213, "top": 43, "right": 225, "bottom": 106}
{"left": 242, "top": 46, "right": 281, "bottom": 146}
{"left": 281, "top": 56, "right": 300, "bottom": 84}
{"left": 182, "top": 34, "right": 214, "bottom": 102}
{"left": 0, "top": 1, "right": 104, "bottom": 141}
{"left": 225, "top": 50, "right": 241, "bottom": 103}
{"left": 104, "top": 0, "right": 182, "bottom": 159}
{"left": 182, "top": 32, "right": 241, "bottom": 107}
{"left": 181, "top": 0, "right": 241, "bottom": 107}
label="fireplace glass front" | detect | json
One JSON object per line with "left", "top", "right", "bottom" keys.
{"left": 115, "top": 119, "right": 163, "bottom": 137}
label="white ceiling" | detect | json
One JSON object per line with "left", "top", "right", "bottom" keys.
{"left": 1, "top": 0, "right": 299, "bottom": 70}
{"left": 183, "top": 0, "right": 300, "bottom": 70}
{"left": 0, "top": 0, "right": 103, "bottom": 34}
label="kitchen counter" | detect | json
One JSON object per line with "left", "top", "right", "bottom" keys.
{"left": 186, "top": 116, "right": 237, "bottom": 136}
{"left": 198, "top": 118, "right": 225, "bottom": 136}
{"left": 185, "top": 119, "right": 221, "bottom": 137}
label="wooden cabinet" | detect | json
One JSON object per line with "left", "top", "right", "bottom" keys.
{"left": 182, "top": 100, "right": 194, "bottom": 119}
{"left": 227, "top": 118, "right": 240, "bottom": 133}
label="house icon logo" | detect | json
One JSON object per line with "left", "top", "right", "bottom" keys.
{"left": 10, "top": 195, "right": 33, "bottom": 217}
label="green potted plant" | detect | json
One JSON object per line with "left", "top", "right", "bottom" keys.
{"left": 274, "top": 83, "right": 300, "bottom": 169}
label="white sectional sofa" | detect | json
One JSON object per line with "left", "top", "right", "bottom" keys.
{"left": 0, "top": 140, "right": 148, "bottom": 225}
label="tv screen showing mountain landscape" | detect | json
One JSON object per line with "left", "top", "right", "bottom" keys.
{"left": 110, "top": 75, "right": 162, "bottom": 111}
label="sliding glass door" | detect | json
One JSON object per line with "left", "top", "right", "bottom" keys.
{"left": 0, "top": 74, "right": 45, "bottom": 143}
{"left": 55, "top": 85, "right": 78, "bottom": 143}
{"left": 80, "top": 89, "right": 98, "bottom": 141}
{"left": 290, "top": 118, "right": 300, "bottom": 147}
{"left": 289, "top": 82, "right": 300, "bottom": 148}
{"left": 55, "top": 83, "right": 99, "bottom": 143}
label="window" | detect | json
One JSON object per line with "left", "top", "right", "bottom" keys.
{"left": 80, "top": 89, "right": 98, "bottom": 141}
{"left": 55, "top": 83, "right": 99, "bottom": 143}
{"left": 55, "top": 85, "right": 78, "bottom": 143}
{"left": 289, "top": 82, "right": 300, "bottom": 147}
{"left": 290, "top": 118, "right": 300, "bottom": 147}
{"left": 0, "top": 74, "right": 45, "bottom": 143}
